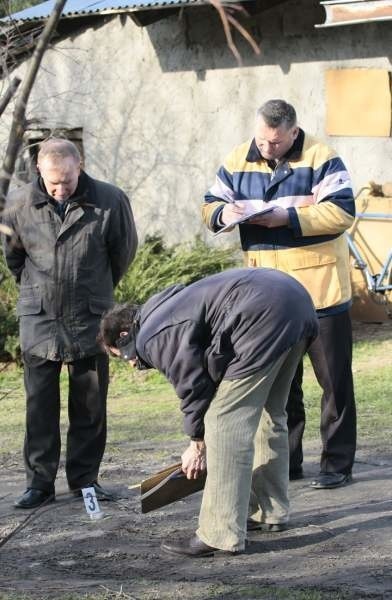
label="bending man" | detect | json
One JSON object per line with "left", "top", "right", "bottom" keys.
{"left": 100, "top": 267, "right": 318, "bottom": 557}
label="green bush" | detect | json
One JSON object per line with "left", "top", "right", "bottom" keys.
{"left": 0, "top": 0, "right": 42, "bottom": 18}
{"left": 0, "top": 252, "right": 19, "bottom": 361}
{"left": 115, "top": 235, "right": 240, "bottom": 304}
{"left": 0, "top": 236, "right": 239, "bottom": 361}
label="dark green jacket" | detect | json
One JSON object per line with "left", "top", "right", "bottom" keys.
{"left": 3, "top": 172, "right": 137, "bottom": 361}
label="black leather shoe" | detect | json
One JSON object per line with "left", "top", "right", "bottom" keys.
{"left": 310, "top": 472, "right": 352, "bottom": 489}
{"left": 247, "top": 519, "right": 288, "bottom": 532}
{"left": 72, "top": 481, "right": 115, "bottom": 501}
{"left": 289, "top": 468, "right": 304, "bottom": 481}
{"left": 161, "top": 534, "right": 217, "bottom": 557}
{"left": 14, "top": 488, "right": 55, "bottom": 509}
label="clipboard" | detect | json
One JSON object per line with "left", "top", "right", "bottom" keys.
{"left": 214, "top": 206, "right": 275, "bottom": 236}
{"left": 140, "top": 463, "right": 206, "bottom": 513}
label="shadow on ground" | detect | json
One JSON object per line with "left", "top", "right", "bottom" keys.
{"left": 0, "top": 440, "right": 391, "bottom": 600}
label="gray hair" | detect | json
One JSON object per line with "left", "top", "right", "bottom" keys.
{"left": 256, "top": 100, "right": 297, "bottom": 129}
{"left": 38, "top": 138, "right": 81, "bottom": 164}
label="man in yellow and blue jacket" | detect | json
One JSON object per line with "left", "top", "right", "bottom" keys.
{"left": 202, "top": 99, "right": 356, "bottom": 490}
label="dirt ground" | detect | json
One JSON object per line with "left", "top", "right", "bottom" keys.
{"left": 0, "top": 322, "right": 391, "bottom": 600}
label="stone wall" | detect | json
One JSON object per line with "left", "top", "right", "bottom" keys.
{"left": 1, "top": 0, "right": 392, "bottom": 244}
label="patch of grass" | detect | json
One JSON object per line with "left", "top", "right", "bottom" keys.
{"left": 301, "top": 336, "right": 392, "bottom": 445}
{"left": 0, "top": 584, "right": 360, "bottom": 600}
{"left": 0, "top": 334, "right": 391, "bottom": 460}
{"left": 0, "top": 585, "right": 357, "bottom": 600}
{"left": 214, "top": 586, "right": 352, "bottom": 600}
{"left": 106, "top": 359, "right": 184, "bottom": 448}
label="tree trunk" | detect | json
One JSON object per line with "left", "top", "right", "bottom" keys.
{"left": 0, "top": 77, "right": 21, "bottom": 118}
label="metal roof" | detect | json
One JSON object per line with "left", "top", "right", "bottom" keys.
{"left": 4, "top": 0, "right": 229, "bottom": 22}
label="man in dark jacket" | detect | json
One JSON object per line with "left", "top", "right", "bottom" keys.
{"left": 100, "top": 268, "right": 319, "bottom": 557}
{"left": 2, "top": 138, "right": 138, "bottom": 509}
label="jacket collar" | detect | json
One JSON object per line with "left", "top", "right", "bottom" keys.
{"left": 31, "top": 171, "right": 92, "bottom": 207}
{"left": 245, "top": 128, "right": 305, "bottom": 163}
{"left": 141, "top": 284, "right": 186, "bottom": 325}
{"left": 136, "top": 283, "right": 186, "bottom": 369}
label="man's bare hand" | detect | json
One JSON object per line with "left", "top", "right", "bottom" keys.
{"left": 221, "top": 202, "right": 246, "bottom": 226}
{"left": 181, "top": 441, "right": 206, "bottom": 480}
{"left": 248, "top": 206, "right": 289, "bottom": 228}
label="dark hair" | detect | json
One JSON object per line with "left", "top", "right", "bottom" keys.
{"left": 99, "top": 303, "right": 140, "bottom": 347}
{"left": 256, "top": 99, "right": 297, "bottom": 129}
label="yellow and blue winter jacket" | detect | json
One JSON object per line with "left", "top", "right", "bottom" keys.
{"left": 202, "top": 129, "right": 355, "bottom": 313}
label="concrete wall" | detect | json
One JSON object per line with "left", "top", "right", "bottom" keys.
{"left": 2, "top": 0, "right": 392, "bottom": 244}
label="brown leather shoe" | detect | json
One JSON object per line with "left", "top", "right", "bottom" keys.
{"left": 161, "top": 534, "right": 217, "bottom": 557}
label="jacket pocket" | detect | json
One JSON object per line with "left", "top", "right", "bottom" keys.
{"left": 88, "top": 296, "right": 113, "bottom": 315}
{"left": 282, "top": 248, "right": 341, "bottom": 309}
{"left": 16, "top": 295, "right": 42, "bottom": 316}
{"left": 284, "top": 248, "right": 336, "bottom": 270}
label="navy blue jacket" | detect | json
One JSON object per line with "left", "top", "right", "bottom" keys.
{"left": 136, "top": 268, "right": 319, "bottom": 439}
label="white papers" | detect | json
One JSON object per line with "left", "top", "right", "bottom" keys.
{"left": 214, "top": 206, "right": 275, "bottom": 236}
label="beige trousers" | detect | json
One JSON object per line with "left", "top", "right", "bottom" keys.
{"left": 197, "top": 341, "right": 306, "bottom": 552}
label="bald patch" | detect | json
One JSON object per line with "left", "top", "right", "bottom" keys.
{"left": 38, "top": 138, "right": 81, "bottom": 166}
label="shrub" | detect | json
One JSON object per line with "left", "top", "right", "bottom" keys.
{"left": 115, "top": 235, "right": 240, "bottom": 304}
{"left": 0, "top": 236, "right": 239, "bottom": 361}
{"left": 0, "top": 252, "right": 19, "bottom": 361}
{"left": 0, "top": 0, "right": 42, "bottom": 18}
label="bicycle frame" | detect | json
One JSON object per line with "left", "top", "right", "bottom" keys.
{"left": 345, "top": 212, "right": 392, "bottom": 295}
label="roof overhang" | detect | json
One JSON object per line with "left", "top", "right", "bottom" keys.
{"left": 0, "top": 0, "right": 288, "bottom": 74}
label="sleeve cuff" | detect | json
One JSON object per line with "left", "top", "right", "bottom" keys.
{"left": 287, "top": 207, "right": 302, "bottom": 237}
{"left": 184, "top": 415, "right": 205, "bottom": 440}
{"left": 211, "top": 206, "right": 225, "bottom": 231}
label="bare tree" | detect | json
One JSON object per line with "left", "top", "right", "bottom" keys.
{"left": 0, "top": 76, "right": 21, "bottom": 117}
{"left": 0, "top": 0, "right": 68, "bottom": 217}
{"left": 209, "top": 0, "right": 260, "bottom": 65}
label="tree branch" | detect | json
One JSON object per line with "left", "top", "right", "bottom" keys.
{"left": 0, "top": 77, "right": 21, "bottom": 118}
{"left": 0, "top": 0, "right": 68, "bottom": 214}
{"left": 226, "top": 13, "right": 261, "bottom": 56}
{"left": 208, "top": 0, "right": 260, "bottom": 65}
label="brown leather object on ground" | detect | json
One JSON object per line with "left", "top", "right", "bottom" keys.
{"left": 140, "top": 463, "right": 206, "bottom": 513}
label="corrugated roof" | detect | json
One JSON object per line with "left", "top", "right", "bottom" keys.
{"left": 4, "top": 0, "right": 228, "bottom": 22}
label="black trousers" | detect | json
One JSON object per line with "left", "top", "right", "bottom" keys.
{"left": 287, "top": 311, "right": 356, "bottom": 475}
{"left": 22, "top": 353, "right": 109, "bottom": 493}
